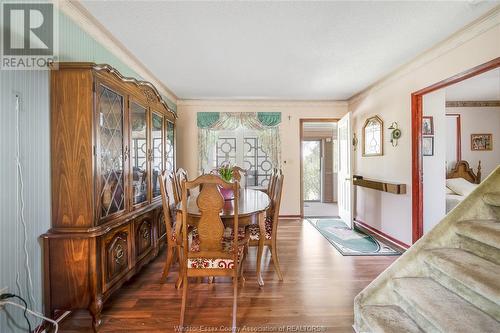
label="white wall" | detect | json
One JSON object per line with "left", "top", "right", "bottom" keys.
{"left": 349, "top": 9, "right": 500, "bottom": 245}
{"left": 176, "top": 100, "right": 348, "bottom": 216}
{"left": 423, "top": 91, "right": 446, "bottom": 233}
{"left": 446, "top": 106, "right": 500, "bottom": 178}
{"left": 445, "top": 115, "right": 459, "bottom": 172}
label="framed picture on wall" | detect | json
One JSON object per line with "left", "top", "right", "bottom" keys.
{"left": 471, "top": 134, "right": 492, "bottom": 151}
{"left": 422, "top": 116, "right": 434, "bottom": 135}
{"left": 423, "top": 136, "right": 434, "bottom": 156}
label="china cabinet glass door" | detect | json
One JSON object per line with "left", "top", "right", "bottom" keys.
{"left": 151, "top": 112, "right": 164, "bottom": 199}
{"left": 165, "top": 121, "right": 175, "bottom": 173}
{"left": 130, "top": 102, "right": 149, "bottom": 206}
{"left": 97, "top": 85, "right": 125, "bottom": 218}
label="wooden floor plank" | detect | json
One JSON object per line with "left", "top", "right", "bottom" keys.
{"left": 59, "top": 219, "right": 397, "bottom": 332}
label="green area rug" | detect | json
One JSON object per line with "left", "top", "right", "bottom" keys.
{"left": 307, "top": 218, "right": 401, "bottom": 256}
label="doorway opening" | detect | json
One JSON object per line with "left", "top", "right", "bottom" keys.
{"left": 300, "top": 119, "right": 339, "bottom": 218}
{"left": 411, "top": 57, "right": 500, "bottom": 243}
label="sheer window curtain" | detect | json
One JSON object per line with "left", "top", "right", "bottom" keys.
{"left": 197, "top": 112, "right": 281, "bottom": 173}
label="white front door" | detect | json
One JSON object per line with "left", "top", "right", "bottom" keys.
{"left": 337, "top": 112, "right": 353, "bottom": 228}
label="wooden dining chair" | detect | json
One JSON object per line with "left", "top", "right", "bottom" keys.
{"left": 232, "top": 166, "right": 248, "bottom": 189}
{"left": 159, "top": 171, "right": 182, "bottom": 282}
{"left": 246, "top": 170, "right": 284, "bottom": 281}
{"left": 267, "top": 168, "right": 278, "bottom": 197}
{"left": 178, "top": 174, "right": 247, "bottom": 332}
{"left": 173, "top": 168, "right": 189, "bottom": 203}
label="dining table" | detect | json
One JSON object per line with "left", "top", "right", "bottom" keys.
{"left": 176, "top": 188, "right": 270, "bottom": 286}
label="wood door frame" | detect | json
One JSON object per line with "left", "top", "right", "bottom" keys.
{"left": 300, "top": 118, "right": 339, "bottom": 218}
{"left": 411, "top": 57, "right": 500, "bottom": 243}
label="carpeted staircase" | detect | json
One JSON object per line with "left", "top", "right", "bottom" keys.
{"left": 354, "top": 166, "right": 500, "bottom": 333}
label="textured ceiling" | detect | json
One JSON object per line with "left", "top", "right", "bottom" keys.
{"left": 446, "top": 68, "right": 500, "bottom": 101}
{"left": 81, "top": 1, "right": 499, "bottom": 100}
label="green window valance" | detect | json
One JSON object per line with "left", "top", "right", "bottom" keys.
{"left": 197, "top": 112, "right": 221, "bottom": 128}
{"left": 197, "top": 112, "right": 281, "bottom": 128}
{"left": 257, "top": 112, "right": 281, "bottom": 127}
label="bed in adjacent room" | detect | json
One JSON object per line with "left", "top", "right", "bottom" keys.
{"left": 445, "top": 160, "right": 481, "bottom": 213}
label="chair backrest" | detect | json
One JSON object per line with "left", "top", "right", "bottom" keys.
{"left": 232, "top": 166, "right": 247, "bottom": 189}
{"left": 175, "top": 168, "right": 189, "bottom": 200}
{"left": 269, "top": 170, "right": 284, "bottom": 236}
{"left": 267, "top": 168, "right": 278, "bottom": 199}
{"left": 181, "top": 174, "right": 240, "bottom": 259}
{"left": 159, "top": 171, "right": 176, "bottom": 247}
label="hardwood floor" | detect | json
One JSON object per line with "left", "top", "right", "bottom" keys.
{"left": 58, "top": 219, "right": 398, "bottom": 332}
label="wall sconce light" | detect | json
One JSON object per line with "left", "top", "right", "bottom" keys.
{"left": 352, "top": 132, "right": 358, "bottom": 151}
{"left": 389, "top": 122, "right": 402, "bottom": 147}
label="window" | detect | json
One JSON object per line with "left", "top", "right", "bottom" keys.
{"left": 208, "top": 129, "right": 274, "bottom": 186}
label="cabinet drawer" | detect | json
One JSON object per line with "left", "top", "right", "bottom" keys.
{"left": 101, "top": 225, "right": 132, "bottom": 291}
{"left": 135, "top": 215, "right": 154, "bottom": 261}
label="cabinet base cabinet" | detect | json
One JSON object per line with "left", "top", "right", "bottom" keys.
{"left": 42, "top": 62, "right": 175, "bottom": 329}
{"left": 43, "top": 208, "right": 163, "bottom": 329}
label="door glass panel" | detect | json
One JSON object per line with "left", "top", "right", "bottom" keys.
{"left": 151, "top": 113, "right": 163, "bottom": 198}
{"left": 303, "top": 140, "right": 321, "bottom": 201}
{"left": 165, "top": 121, "right": 175, "bottom": 173}
{"left": 131, "top": 102, "right": 148, "bottom": 205}
{"left": 98, "top": 85, "right": 125, "bottom": 218}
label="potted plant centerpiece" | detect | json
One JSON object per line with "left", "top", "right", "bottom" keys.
{"left": 218, "top": 164, "right": 235, "bottom": 200}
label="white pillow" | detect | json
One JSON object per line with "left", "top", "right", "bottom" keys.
{"left": 445, "top": 187, "right": 456, "bottom": 195}
{"left": 446, "top": 178, "right": 477, "bottom": 196}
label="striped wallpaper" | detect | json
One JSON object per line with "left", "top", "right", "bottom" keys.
{"left": 0, "top": 6, "right": 176, "bottom": 332}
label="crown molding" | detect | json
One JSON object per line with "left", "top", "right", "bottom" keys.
{"left": 349, "top": 5, "right": 500, "bottom": 104}
{"left": 57, "top": 0, "right": 178, "bottom": 103}
{"left": 177, "top": 99, "right": 348, "bottom": 108}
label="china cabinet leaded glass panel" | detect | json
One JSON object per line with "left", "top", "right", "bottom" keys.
{"left": 98, "top": 85, "right": 125, "bottom": 218}
{"left": 151, "top": 113, "right": 163, "bottom": 199}
{"left": 165, "top": 121, "right": 175, "bottom": 173}
{"left": 131, "top": 102, "right": 148, "bottom": 205}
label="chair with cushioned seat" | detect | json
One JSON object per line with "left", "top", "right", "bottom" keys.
{"left": 159, "top": 171, "right": 182, "bottom": 282}
{"left": 178, "top": 174, "right": 248, "bottom": 332}
{"left": 173, "top": 168, "right": 189, "bottom": 203}
{"left": 246, "top": 170, "right": 284, "bottom": 281}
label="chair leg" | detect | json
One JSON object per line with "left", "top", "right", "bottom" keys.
{"left": 175, "top": 246, "right": 183, "bottom": 289}
{"left": 256, "top": 214, "right": 265, "bottom": 286}
{"left": 161, "top": 246, "right": 175, "bottom": 282}
{"left": 180, "top": 273, "right": 188, "bottom": 330}
{"left": 232, "top": 273, "right": 238, "bottom": 333}
{"left": 270, "top": 239, "right": 283, "bottom": 281}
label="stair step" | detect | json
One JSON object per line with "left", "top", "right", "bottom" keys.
{"left": 424, "top": 248, "right": 500, "bottom": 305}
{"left": 393, "top": 277, "right": 500, "bottom": 333}
{"left": 456, "top": 219, "right": 500, "bottom": 250}
{"left": 483, "top": 192, "right": 500, "bottom": 207}
{"left": 360, "top": 305, "right": 423, "bottom": 333}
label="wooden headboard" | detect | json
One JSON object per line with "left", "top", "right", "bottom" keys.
{"left": 447, "top": 160, "right": 481, "bottom": 184}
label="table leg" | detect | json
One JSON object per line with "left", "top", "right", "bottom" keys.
{"left": 256, "top": 212, "right": 265, "bottom": 287}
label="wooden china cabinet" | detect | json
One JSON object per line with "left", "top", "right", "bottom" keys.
{"left": 42, "top": 63, "right": 176, "bottom": 329}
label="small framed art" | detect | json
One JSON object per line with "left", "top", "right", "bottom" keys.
{"left": 423, "top": 136, "right": 434, "bottom": 156}
{"left": 422, "top": 116, "right": 434, "bottom": 135}
{"left": 471, "top": 134, "right": 492, "bottom": 151}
